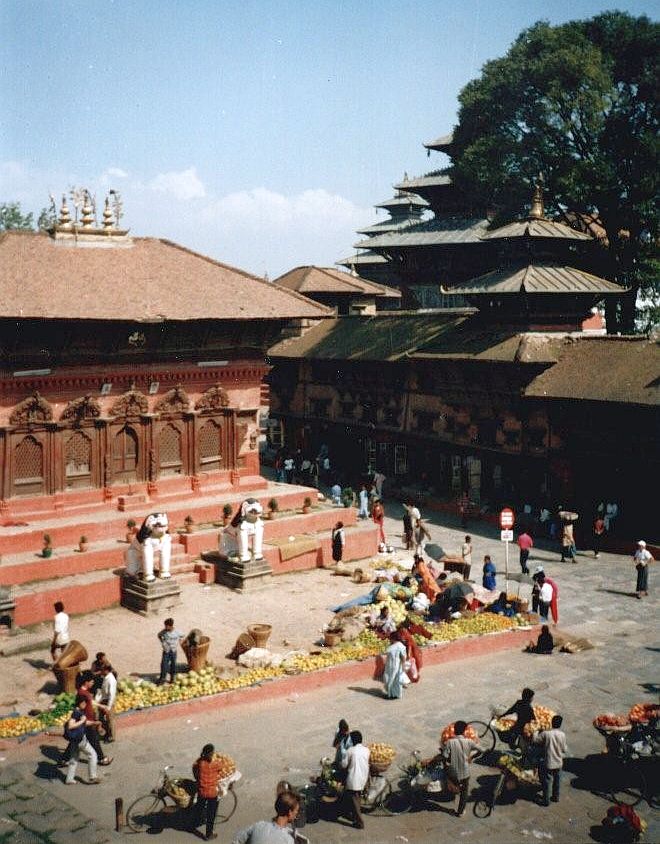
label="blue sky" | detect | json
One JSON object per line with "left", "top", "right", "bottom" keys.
{"left": 2, "top": 1, "right": 656, "bottom": 278}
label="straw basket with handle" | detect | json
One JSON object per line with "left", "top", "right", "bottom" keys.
{"left": 323, "top": 630, "right": 343, "bottom": 647}
{"left": 182, "top": 636, "right": 211, "bottom": 672}
{"left": 247, "top": 623, "right": 272, "bottom": 648}
{"left": 54, "top": 641, "right": 88, "bottom": 671}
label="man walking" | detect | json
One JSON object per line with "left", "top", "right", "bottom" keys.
{"left": 443, "top": 720, "right": 481, "bottom": 817}
{"left": 517, "top": 531, "right": 534, "bottom": 575}
{"left": 533, "top": 715, "right": 568, "bottom": 806}
{"left": 157, "top": 618, "right": 183, "bottom": 684}
{"left": 95, "top": 662, "right": 117, "bottom": 743}
{"left": 341, "top": 730, "right": 370, "bottom": 829}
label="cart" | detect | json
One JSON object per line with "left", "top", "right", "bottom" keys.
{"left": 475, "top": 754, "right": 540, "bottom": 817}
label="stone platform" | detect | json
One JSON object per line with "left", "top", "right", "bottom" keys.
{"left": 119, "top": 574, "right": 182, "bottom": 616}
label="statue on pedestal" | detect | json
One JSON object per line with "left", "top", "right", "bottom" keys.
{"left": 221, "top": 498, "right": 264, "bottom": 562}
{"left": 125, "top": 513, "right": 172, "bottom": 582}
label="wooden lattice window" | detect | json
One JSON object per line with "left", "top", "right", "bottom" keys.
{"left": 159, "top": 424, "right": 182, "bottom": 475}
{"left": 65, "top": 431, "right": 92, "bottom": 487}
{"left": 199, "top": 419, "right": 222, "bottom": 471}
{"left": 14, "top": 435, "right": 44, "bottom": 495}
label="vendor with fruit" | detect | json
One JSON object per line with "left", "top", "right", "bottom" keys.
{"left": 442, "top": 721, "right": 481, "bottom": 817}
{"left": 501, "top": 688, "right": 536, "bottom": 747}
{"left": 193, "top": 743, "right": 225, "bottom": 841}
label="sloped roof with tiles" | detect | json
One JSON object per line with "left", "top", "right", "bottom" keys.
{"left": 0, "top": 231, "right": 331, "bottom": 322}
{"left": 274, "top": 266, "right": 400, "bottom": 298}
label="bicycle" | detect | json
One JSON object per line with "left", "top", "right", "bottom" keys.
{"left": 605, "top": 724, "right": 658, "bottom": 808}
{"left": 313, "top": 758, "right": 409, "bottom": 817}
{"left": 126, "top": 765, "right": 238, "bottom": 832}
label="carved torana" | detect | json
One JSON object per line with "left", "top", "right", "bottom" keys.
{"left": 154, "top": 385, "right": 190, "bottom": 414}
{"left": 60, "top": 394, "right": 102, "bottom": 422}
{"left": 110, "top": 389, "right": 149, "bottom": 418}
{"left": 10, "top": 392, "right": 54, "bottom": 426}
{"left": 195, "top": 384, "right": 230, "bottom": 413}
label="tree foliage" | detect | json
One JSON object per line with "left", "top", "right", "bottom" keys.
{"left": 0, "top": 202, "right": 34, "bottom": 231}
{"left": 449, "top": 11, "right": 659, "bottom": 331}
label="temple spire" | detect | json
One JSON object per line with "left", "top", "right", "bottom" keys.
{"left": 58, "top": 195, "right": 72, "bottom": 230}
{"left": 529, "top": 175, "right": 545, "bottom": 220}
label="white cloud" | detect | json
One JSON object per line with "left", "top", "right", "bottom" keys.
{"left": 104, "top": 167, "right": 128, "bottom": 179}
{"left": 148, "top": 167, "right": 206, "bottom": 201}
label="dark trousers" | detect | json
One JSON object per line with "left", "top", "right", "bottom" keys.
{"left": 539, "top": 763, "right": 561, "bottom": 803}
{"left": 159, "top": 650, "right": 176, "bottom": 683}
{"left": 519, "top": 549, "right": 530, "bottom": 573}
{"left": 342, "top": 789, "right": 364, "bottom": 828}
{"left": 539, "top": 600, "right": 550, "bottom": 622}
{"left": 196, "top": 796, "right": 218, "bottom": 837}
{"left": 454, "top": 777, "right": 470, "bottom": 814}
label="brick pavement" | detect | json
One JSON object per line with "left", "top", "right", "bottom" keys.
{"left": 1, "top": 493, "right": 658, "bottom": 843}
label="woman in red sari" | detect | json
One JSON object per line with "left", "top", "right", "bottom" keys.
{"left": 412, "top": 555, "right": 441, "bottom": 602}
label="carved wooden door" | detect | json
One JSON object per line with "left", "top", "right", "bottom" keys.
{"left": 112, "top": 425, "right": 138, "bottom": 482}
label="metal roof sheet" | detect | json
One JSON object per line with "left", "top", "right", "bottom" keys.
{"left": 374, "top": 195, "right": 429, "bottom": 210}
{"left": 423, "top": 132, "right": 454, "bottom": 150}
{"left": 336, "top": 251, "right": 388, "bottom": 267}
{"left": 394, "top": 174, "right": 452, "bottom": 191}
{"left": 355, "top": 217, "right": 489, "bottom": 250}
{"left": 482, "top": 218, "right": 593, "bottom": 241}
{"left": 446, "top": 263, "right": 625, "bottom": 295}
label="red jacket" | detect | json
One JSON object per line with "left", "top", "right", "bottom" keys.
{"left": 193, "top": 757, "right": 223, "bottom": 798}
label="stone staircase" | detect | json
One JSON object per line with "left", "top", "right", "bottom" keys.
{"left": 0, "top": 481, "right": 378, "bottom": 625}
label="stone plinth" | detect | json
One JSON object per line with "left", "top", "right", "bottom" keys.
{"left": 0, "top": 586, "right": 16, "bottom": 629}
{"left": 203, "top": 551, "right": 273, "bottom": 592}
{"left": 120, "top": 574, "right": 181, "bottom": 616}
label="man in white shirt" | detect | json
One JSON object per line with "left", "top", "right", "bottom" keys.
{"left": 51, "top": 601, "right": 70, "bottom": 661}
{"left": 341, "top": 730, "right": 370, "bottom": 829}
{"left": 538, "top": 575, "right": 554, "bottom": 622}
{"left": 95, "top": 663, "right": 117, "bottom": 743}
{"left": 533, "top": 715, "right": 568, "bottom": 806}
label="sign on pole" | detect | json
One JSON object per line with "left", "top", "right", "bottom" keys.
{"left": 500, "top": 508, "right": 515, "bottom": 529}
{"left": 499, "top": 508, "right": 515, "bottom": 592}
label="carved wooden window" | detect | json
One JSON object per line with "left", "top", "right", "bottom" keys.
{"left": 159, "top": 424, "right": 182, "bottom": 475}
{"left": 65, "top": 431, "right": 92, "bottom": 487}
{"left": 199, "top": 419, "right": 222, "bottom": 471}
{"left": 14, "top": 435, "right": 44, "bottom": 495}
{"left": 113, "top": 426, "right": 138, "bottom": 479}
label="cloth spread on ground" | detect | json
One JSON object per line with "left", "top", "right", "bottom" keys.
{"left": 266, "top": 534, "right": 320, "bottom": 561}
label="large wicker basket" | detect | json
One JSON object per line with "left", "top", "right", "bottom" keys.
{"left": 369, "top": 760, "right": 392, "bottom": 775}
{"left": 247, "top": 623, "right": 272, "bottom": 648}
{"left": 182, "top": 636, "right": 210, "bottom": 672}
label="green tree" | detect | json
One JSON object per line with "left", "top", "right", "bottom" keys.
{"left": 449, "top": 12, "right": 659, "bottom": 332}
{"left": 0, "top": 202, "right": 34, "bottom": 231}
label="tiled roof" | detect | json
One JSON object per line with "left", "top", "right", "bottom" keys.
{"left": 423, "top": 132, "right": 454, "bottom": 150}
{"left": 524, "top": 337, "right": 660, "bottom": 406}
{"left": 394, "top": 174, "right": 452, "bottom": 191}
{"left": 268, "top": 312, "right": 578, "bottom": 365}
{"left": 374, "top": 195, "right": 429, "bottom": 210}
{"left": 0, "top": 231, "right": 331, "bottom": 321}
{"left": 446, "top": 263, "right": 625, "bottom": 295}
{"left": 482, "top": 218, "right": 593, "bottom": 241}
{"left": 355, "top": 217, "right": 489, "bottom": 250}
{"left": 273, "top": 266, "right": 400, "bottom": 298}
{"left": 336, "top": 252, "right": 388, "bottom": 267}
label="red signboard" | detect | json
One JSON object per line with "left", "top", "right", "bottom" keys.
{"left": 500, "top": 508, "right": 515, "bottom": 529}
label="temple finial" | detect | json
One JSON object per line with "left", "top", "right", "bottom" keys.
{"left": 529, "top": 175, "right": 545, "bottom": 220}
{"left": 58, "top": 194, "right": 72, "bottom": 229}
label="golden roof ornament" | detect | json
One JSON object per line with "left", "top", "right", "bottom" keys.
{"left": 80, "top": 190, "right": 95, "bottom": 228}
{"left": 58, "top": 194, "right": 73, "bottom": 230}
{"left": 102, "top": 196, "right": 114, "bottom": 229}
{"left": 529, "top": 175, "right": 545, "bottom": 220}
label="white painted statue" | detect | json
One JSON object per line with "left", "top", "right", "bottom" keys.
{"left": 222, "top": 498, "right": 264, "bottom": 562}
{"left": 125, "top": 513, "right": 172, "bottom": 582}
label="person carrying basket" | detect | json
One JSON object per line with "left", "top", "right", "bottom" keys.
{"left": 193, "top": 743, "right": 225, "bottom": 841}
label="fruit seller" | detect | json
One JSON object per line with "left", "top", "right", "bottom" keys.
{"left": 157, "top": 617, "right": 184, "bottom": 685}
{"left": 193, "top": 743, "right": 225, "bottom": 841}
{"left": 232, "top": 790, "right": 301, "bottom": 843}
{"left": 340, "top": 730, "right": 370, "bottom": 829}
{"left": 442, "top": 720, "right": 482, "bottom": 817}
{"left": 532, "top": 715, "right": 568, "bottom": 806}
{"left": 502, "top": 688, "right": 535, "bottom": 748}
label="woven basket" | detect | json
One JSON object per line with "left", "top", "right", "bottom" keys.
{"left": 324, "top": 630, "right": 342, "bottom": 647}
{"left": 369, "top": 760, "right": 392, "bottom": 775}
{"left": 247, "top": 623, "right": 272, "bottom": 648}
{"left": 182, "top": 636, "right": 210, "bottom": 672}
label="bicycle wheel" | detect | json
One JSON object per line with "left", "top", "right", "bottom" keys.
{"left": 610, "top": 766, "right": 646, "bottom": 807}
{"left": 214, "top": 786, "right": 238, "bottom": 824}
{"left": 468, "top": 720, "right": 496, "bottom": 754}
{"left": 380, "top": 782, "right": 413, "bottom": 815}
{"left": 126, "top": 793, "right": 167, "bottom": 832}
{"left": 474, "top": 772, "right": 505, "bottom": 818}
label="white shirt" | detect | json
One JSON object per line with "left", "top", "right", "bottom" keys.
{"left": 410, "top": 506, "right": 421, "bottom": 521}
{"left": 53, "top": 611, "right": 70, "bottom": 646}
{"left": 343, "top": 743, "right": 370, "bottom": 791}
{"left": 539, "top": 582, "right": 553, "bottom": 602}
{"left": 634, "top": 548, "right": 652, "bottom": 566}
{"left": 97, "top": 671, "right": 117, "bottom": 708}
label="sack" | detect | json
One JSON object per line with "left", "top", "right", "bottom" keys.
{"left": 64, "top": 720, "right": 86, "bottom": 744}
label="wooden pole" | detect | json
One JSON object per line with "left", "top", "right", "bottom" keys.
{"left": 115, "top": 797, "right": 124, "bottom": 831}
